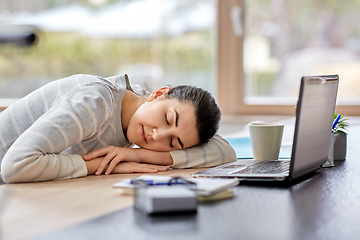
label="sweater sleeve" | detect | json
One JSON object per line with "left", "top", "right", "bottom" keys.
{"left": 1, "top": 83, "right": 113, "bottom": 183}
{"left": 169, "top": 134, "right": 237, "bottom": 168}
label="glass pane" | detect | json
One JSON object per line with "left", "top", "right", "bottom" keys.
{"left": 244, "top": 0, "right": 360, "bottom": 105}
{"left": 0, "top": 0, "right": 217, "bottom": 99}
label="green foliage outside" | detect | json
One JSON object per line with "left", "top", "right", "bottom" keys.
{"left": 246, "top": 0, "right": 360, "bottom": 97}
{"left": 0, "top": 30, "right": 214, "bottom": 98}
{"left": 249, "top": 71, "right": 277, "bottom": 96}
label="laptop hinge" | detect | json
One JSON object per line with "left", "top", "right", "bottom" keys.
{"left": 289, "top": 165, "right": 321, "bottom": 181}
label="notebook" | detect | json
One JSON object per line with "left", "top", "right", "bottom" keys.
{"left": 192, "top": 75, "right": 339, "bottom": 182}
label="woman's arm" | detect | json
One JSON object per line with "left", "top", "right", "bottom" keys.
{"left": 1, "top": 106, "right": 90, "bottom": 183}
{"left": 82, "top": 147, "right": 173, "bottom": 175}
{"left": 169, "top": 134, "right": 237, "bottom": 168}
{"left": 83, "top": 133, "right": 236, "bottom": 175}
{"left": 85, "top": 156, "right": 170, "bottom": 175}
{"left": 1, "top": 80, "right": 114, "bottom": 183}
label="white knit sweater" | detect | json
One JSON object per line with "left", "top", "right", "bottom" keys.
{"left": 0, "top": 74, "right": 236, "bottom": 183}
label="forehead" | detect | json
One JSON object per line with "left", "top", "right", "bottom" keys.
{"left": 164, "top": 98, "right": 191, "bottom": 109}
{"left": 152, "top": 97, "right": 190, "bottom": 109}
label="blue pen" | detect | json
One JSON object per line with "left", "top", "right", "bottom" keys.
{"left": 130, "top": 179, "right": 184, "bottom": 185}
{"left": 332, "top": 114, "right": 341, "bottom": 130}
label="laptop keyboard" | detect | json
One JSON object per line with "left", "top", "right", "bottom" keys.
{"left": 233, "top": 160, "right": 290, "bottom": 174}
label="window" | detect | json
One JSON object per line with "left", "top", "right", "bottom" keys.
{"left": 3, "top": 0, "right": 359, "bottom": 116}
{"left": 0, "top": 0, "right": 217, "bottom": 111}
{"left": 218, "top": 0, "right": 360, "bottom": 116}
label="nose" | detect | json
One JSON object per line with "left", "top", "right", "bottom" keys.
{"left": 152, "top": 127, "right": 171, "bottom": 141}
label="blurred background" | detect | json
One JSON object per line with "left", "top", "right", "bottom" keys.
{"left": 244, "top": 0, "right": 360, "bottom": 105}
{"left": 0, "top": 0, "right": 217, "bottom": 98}
{"left": 1, "top": 0, "right": 360, "bottom": 109}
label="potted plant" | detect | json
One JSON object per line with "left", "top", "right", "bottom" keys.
{"left": 332, "top": 113, "right": 349, "bottom": 160}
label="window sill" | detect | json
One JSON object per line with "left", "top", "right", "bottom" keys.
{"left": 0, "top": 98, "right": 18, "bottom": 111}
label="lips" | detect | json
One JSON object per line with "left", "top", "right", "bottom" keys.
{"left": 141, "top": 125, "right": 148, "bottom": 144}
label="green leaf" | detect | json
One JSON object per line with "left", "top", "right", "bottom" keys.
{"left": 333, "top": 113, "right": 349, "bottom": 135}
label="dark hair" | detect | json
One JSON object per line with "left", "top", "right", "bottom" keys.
{"left": 165, "top": 85, "right": 221, "bottom": 144}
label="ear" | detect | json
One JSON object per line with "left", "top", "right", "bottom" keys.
{"left": 147, "top": 86, "right": 171, "bottom": 102}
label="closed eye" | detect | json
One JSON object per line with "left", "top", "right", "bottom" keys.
{"left": 165, "top": 113, "right": 170, "bottom": 125}
{"left": 165, "top": 113, "right": 173, "bottom": 147}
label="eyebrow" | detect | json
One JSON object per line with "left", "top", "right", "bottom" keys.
{"left": 174, "top": 110, "right": 184, "bottom": 149}
{"left": 175, "top": 110, "right": 179, "bottom": 127}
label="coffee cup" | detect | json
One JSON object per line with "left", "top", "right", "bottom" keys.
{"left": 249, "top": 123, "right": 284, "bottom": 160}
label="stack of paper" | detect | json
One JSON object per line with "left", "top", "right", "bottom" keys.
{"left": 112, "top": 175, "right": 239, "bottom": 201}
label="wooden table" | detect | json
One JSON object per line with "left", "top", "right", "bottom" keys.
{"left": 33, "top": 128, "right": 360, "bottom": 240}
{"left": 0, "top": 169, "right": 202, "bottom": 240}
{"left": 2, "top": 118, "right": 360, "bottom": 240}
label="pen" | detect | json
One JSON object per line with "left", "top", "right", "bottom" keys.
{"left": 332, "top": 114, "right": 341, "bottom": 130}
{"left": 130, "top": 179, "right": 184, "bottom": 185}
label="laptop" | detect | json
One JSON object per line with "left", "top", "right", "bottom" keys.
{"left": 192, "top": 75, "right": 339, "bottom": 182}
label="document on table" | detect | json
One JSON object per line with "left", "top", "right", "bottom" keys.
{"left": 112, "top": 175, "right": 239, "bottom": 196}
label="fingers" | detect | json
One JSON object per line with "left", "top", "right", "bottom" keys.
{"left": 94, "top": 160, "right": 171, "bottom": 175}
{"left": 153, "top": 165, "right": 170, "bottom": 172}
{"left": 96, "top": 151, "right": 119, "bottom": 175}
{"left": 82, "top": 147, "right": 110, "bottom": 161}
{"left": 125, "top": 162, "right": 170, "bottom": 173}
{"left": 132, "top": 165, "right": 158, "bottom": 173}
{"left": 83, "top": 146, "right": 172, "bottom": 175}
{"left": 110, "top": 162, "right": 170, "bottom": 174}
{"left": 105, "top": 155, "right": 124, "bottom": 175}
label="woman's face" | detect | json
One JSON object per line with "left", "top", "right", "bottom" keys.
{"left": 126, "top": 94, "right": 199, "bottom": 152}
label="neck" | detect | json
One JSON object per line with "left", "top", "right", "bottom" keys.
{"left": 121, "top": 90, "right": 146, "bottom": 135}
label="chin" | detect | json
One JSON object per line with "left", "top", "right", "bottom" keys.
{"left": 126, "top": 126, "right": 139, "bottom": 145}
{"left": 135, "top": 142, "right": 146, "bottom": 149}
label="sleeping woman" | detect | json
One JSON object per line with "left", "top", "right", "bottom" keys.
{"left": 0, "top": 74, "right": 236, "bottom": 183}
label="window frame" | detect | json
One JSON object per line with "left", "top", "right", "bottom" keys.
{"left": 217, "top": 0, "right": 360, "bottom": 116}
{"left": 0, "top": 99, "right": 17, "bottom": 112}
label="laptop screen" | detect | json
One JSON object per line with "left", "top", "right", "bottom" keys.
{"left": 289, "top": 75, "right": 339, "bottom": 180}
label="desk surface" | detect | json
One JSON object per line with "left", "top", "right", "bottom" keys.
{"left": 0, "top": 169, "right": 202, "bottom": 240}
{"left": 2, "top": 127, "right": 360, "bottom": 240}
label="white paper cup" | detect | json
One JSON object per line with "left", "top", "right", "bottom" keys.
{"left": 249, "top": 123, "right": 284, "bottom": 160}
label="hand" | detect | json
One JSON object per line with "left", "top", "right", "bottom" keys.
{"left": 82, "top": 146, "right": 142, "bottom": 175}
{"left": 112, "top": 162, "right": 170, "bottom": 174}
{"left": 84, "top": 157, "right": 170, "bottom": 175}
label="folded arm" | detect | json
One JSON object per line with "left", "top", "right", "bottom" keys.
{"left": 1, "top": 83, "right": 113, "bottom": 183}
{"left": 83, "top": 134, "right": 236, "bottom": 176}
{"left": 82, "top": 147, "right": 173, "bottom": 175}
{"left": 85, "top": 156, "right": 170, "bottom": 175}
{"left": 170, "top": 134, "right": 237, "bottom": 168}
